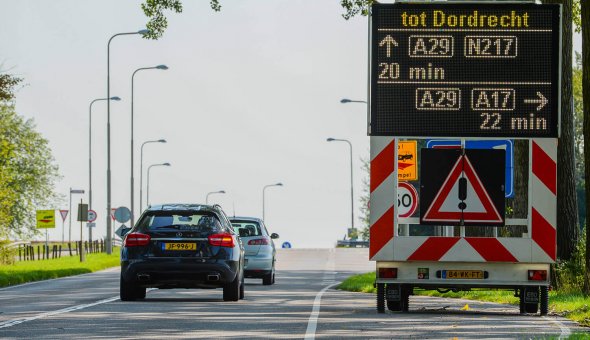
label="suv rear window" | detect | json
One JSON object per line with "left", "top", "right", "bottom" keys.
{"left": 231, "top": 220, "right": 262, "bottom": 237}
{"left": 137, "top": 211, "right": 222, "bottom": 232}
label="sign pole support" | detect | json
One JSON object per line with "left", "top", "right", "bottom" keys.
{"left": 79, "top": 199, "right": 86, "bottom": 262}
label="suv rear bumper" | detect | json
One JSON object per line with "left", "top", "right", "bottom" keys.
{"left": 121, "top": 258, "right": 239, "bottom": 288}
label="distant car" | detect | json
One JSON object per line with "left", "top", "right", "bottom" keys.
{"left": 120, "top": 204, "right": 245, "bottom": 301}
{"left": 230, "top": 217, "right": 279, "bottom": 285}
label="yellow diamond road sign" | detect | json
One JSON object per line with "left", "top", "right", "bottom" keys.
{"left": 398, "top": 141, "right": 417, "bottom": 181}
{"left": 36, "top": 210, "right": 56, "bottom": 229}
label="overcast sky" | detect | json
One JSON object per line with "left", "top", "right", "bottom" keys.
{"left": 1, "top": 1, "right": 583, "bottom": 248}
{"left": 1, "top": 0, "right": 372, "bottom": 248}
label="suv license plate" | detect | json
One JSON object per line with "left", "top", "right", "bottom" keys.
{"left": 444, "top": 270, "right": 483, "bottom": 279}
{"left": 163, "top": 242, "right": 197, "bottom": 251}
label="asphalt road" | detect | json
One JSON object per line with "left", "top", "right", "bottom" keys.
{"left": 0, "top": 248, "right": 584, "bottom": 339}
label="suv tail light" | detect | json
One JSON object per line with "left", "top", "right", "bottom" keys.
{"left": 248, "top": 238, "right": 270, "bottom": 245}
{"left": 124, "top": 232, "right": 151, "bottom": 247}
{"left": 208, "top": 233, "right": 235, "bottom": 247}
{"left": 528, "top": 270, "right": 547, "bottom": 281}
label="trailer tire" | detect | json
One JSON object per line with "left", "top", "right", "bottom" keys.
{"left": 387, "top": 300, "right": 402, "bottom": 311}
{"left": 540, "top": 286, "right": 549, "bottom": 316}
{"left": 524, "top": 286, "right": 539, "bottom": 314}
{"left": 519, "top": 288, "right": 525, "bottom": 314}
{"left": 402, "top": 285, "right": 411, "bottom": 312}
{"left": 377, "top": 283, "right": 385, "bottom": 313}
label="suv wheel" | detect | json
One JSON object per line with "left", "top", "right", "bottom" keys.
{"left": 136, "top": 286, "right": 147, "bottom": 300}
{"left": 223, "top": 273, "right": 240, "bottom": 301}
{"left": 120, "top": 276, "right": 138, "bottom": 301}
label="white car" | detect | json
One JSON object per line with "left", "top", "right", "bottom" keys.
{"left": 230, "top": 217, "right": 278, "bottom": 285}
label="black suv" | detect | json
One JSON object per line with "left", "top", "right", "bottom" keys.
{"left": 120, "top": 204, "right": 245, "bottom": 301}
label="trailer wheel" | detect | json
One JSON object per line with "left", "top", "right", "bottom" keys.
{"left": 540, "top": 286, "right": 549, "bottom": 316}
{"left": 386, "top": 300, "right": 401, "bottom": 311}
{"left": 519, "top": 288, "right": 525, "bottom": 314}
{"left": 377, "top": 283, "right": 385, "bottom": 313}
{"left": 401, "top": 285, "right": 411, "bottom": 312}
{"left": 524, "top": 286, "right": 540, "bottom": 314}
{"left": 385, "top": 284, "right": 402, "bottom": 312}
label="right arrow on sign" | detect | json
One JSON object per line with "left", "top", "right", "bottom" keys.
{"left": 524, "top": 92, "right": 548, "bottom": 111}
{"left": 422, "top": 155, "right": 503, "bottom": 224}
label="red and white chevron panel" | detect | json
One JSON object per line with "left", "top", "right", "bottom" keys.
{"left": 530, "top": 138, "right": 557, "bottom": 261}
{"left": 369, "top": 137, "right": 396, "bottom": 261}
{"left": 370, "top": 138, "right": 557, "bottom": 264}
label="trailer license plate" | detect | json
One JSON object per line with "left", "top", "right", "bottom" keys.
{"left": 163, "top": 243, "right": 197, "bottom": 251}
{"left": 444, "top": 270, "right": 483, "bottom": 279}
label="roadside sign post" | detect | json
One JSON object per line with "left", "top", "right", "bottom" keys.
{"left": 77, "top": 200, "right": 88, "bottom": 262}
{"left": 113, "top": 207, "right": 131, "bottom": 246}
{"left": 69, "top": 188, "right": 85, "bottom": 244}
{"left": 36, "top": 210, "right": 56, "bottom": 251}
{"left": 87, "top": 210, "right": 97, "bottom": 243}
{"left": 59, "top": 210, "right": 68, "bottom": 243}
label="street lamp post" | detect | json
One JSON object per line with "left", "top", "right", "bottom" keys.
{"left": 340, "top": 98, "right": 367, "bottom": 104}
{"left": 140, "top": 139, "right": 167, "bottom": 212}
{"left": 341, "top": 98, "right": 369, "bottom": 136}
{"left": 106, "top": 29, "right": 148, "bottom": 255}
{"left": 89, "top": 96, "right": 120, "bottom": 243}
{"left": 262, "top": 183, "right": 283, "bottom": 221}
{"left": 327, "top": 137, "right": 355, "bottom": 232}
{"left": 146, "top": 163, "right": 171, "bottom": 206}
{"left": 68, "top": 188, "right": 85, "bottom": 244}
{"left": 130, "top": 65, "right": 168, "bottom": 228}
{"left": 206, "top": 190, "right": 226, "bottom": 204}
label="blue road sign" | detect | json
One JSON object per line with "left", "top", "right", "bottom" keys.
{"left": 426, "top": 140, "right": 514, "bottom": 198}
{"left": 281, "top": 242, "right": 292, "bottom": 249}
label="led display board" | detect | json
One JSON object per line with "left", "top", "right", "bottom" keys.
{"left": 369, "top": 3, "right": 560, "bottom": 138}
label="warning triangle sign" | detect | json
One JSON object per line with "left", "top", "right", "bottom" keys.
{"left": 422, "top": 154, "right": 503, "bottom": 224}
{"left": 59, "top": 210, "right": 69, "bottom": 222}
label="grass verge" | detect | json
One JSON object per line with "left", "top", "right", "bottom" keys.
{"left": 0, "top": 250, "right": 120, "bottom": 288}
{"left": 338, "top": 272, "right": 590, "bottom": 327}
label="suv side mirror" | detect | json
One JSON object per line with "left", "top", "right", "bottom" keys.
{"left": 239, "top": 229, "right": 250, "bottom": 238}
{"left": 270, "top": 233, "right": 279, "bottom": 239}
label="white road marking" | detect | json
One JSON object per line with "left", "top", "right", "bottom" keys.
{"left": 0, "top": 296, "right": 120, "bottom": 329}
{"left": 305, "top": 248, "right": 337, "bottom": 339}
{"left": 543, "top": 316, "right": 572, "bottom": 339}
{"left": 304, "top": 282, "right": 338, "bottom": 340}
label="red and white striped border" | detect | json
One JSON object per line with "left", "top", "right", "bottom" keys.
{"left": 369, "top": 138, "right": 557, "bottom": 263}
{"left": 530, "top": 139, "right": 557, "bottom": 261}
{"left": 369, "top": 137, "right": 396, "bottom": 260}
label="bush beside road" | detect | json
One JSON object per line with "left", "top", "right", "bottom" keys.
{"left": 0, "top": 249, "right": 120, "bottom": 288}
{"left": 338, "top": 272, "right": 590, "bottom": 327}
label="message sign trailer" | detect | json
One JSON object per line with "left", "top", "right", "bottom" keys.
{"left": 369, "top": 3, "right": 561, "bottom": 138}
{"left": 368, "top": 2, "right": 560, "bottom": 316}
{"left": 370, "top": 137, "right": 556, "bottom": 315}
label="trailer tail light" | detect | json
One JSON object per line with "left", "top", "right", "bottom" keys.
{"left": 378, "top": 268, "right": 398, "bottom": 279}
{"left": 124, "top": 233, "right": 151, "bottom": 247}
{"left": 209, "top": 233, "right": 235, "bottom": 247}
{"left": 248, "top": 238, "right": 270, "bottom": 245}
{"left": 528, "top": 270, "right": 547, "bottom": 281}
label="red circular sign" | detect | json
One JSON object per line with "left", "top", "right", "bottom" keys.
{"left": 88, "top": 209, "right": 97, "bottom": 222}
{"left": 398, "top": 182, "right": 418, "bottom": 218}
